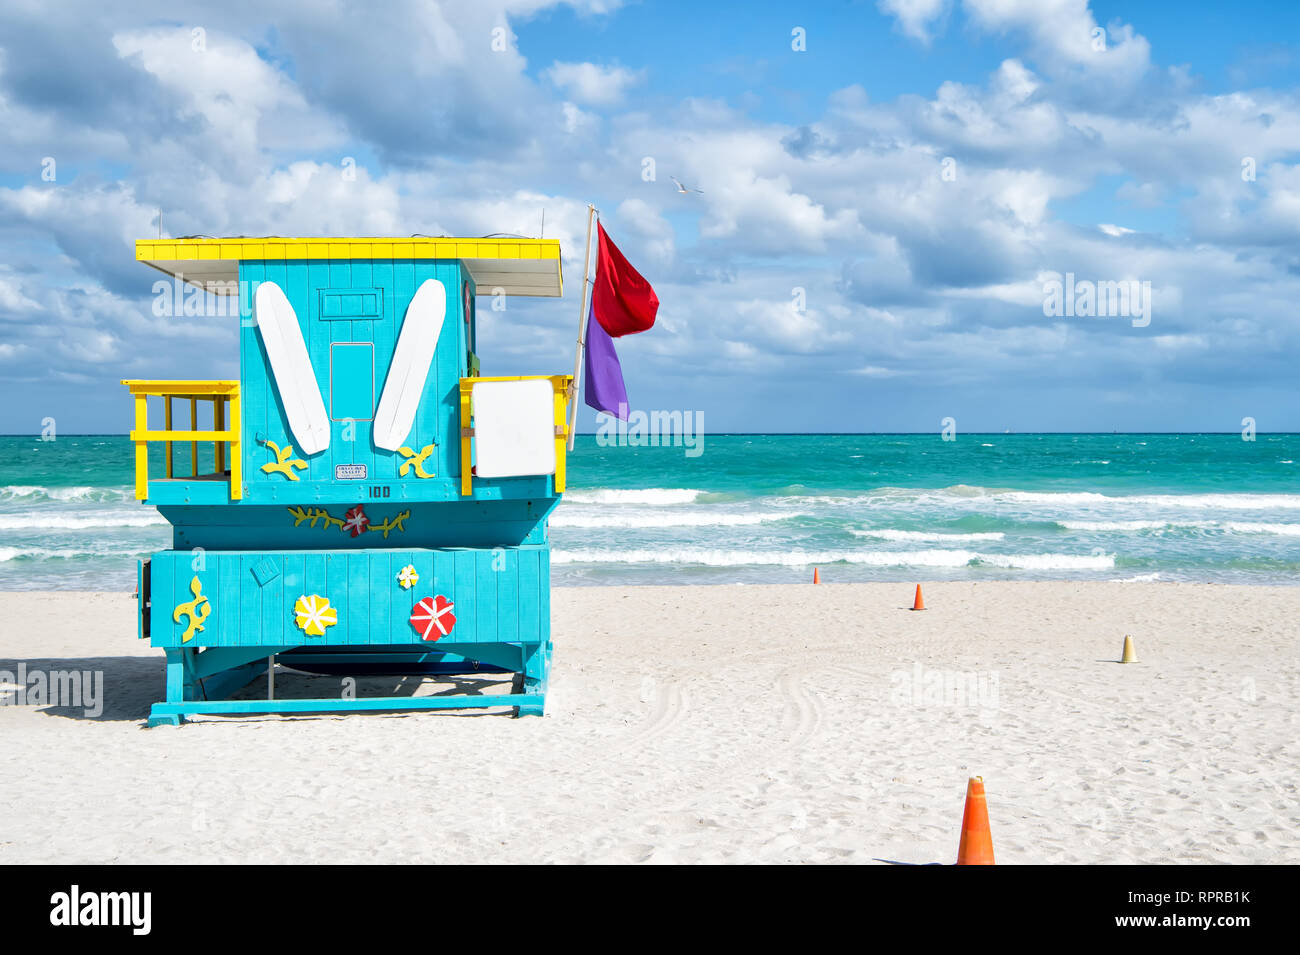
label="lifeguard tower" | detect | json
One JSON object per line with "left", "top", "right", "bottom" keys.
{"left": 123, "top": 237, "right": 570, "bottom": 725}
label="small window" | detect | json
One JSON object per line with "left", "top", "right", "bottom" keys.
{"left": 319, "top": 287, "right": 383, "bottom": 321}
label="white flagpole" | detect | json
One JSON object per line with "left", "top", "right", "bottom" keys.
{"left": 567, "top": 203, "right": 596, "bottom": 451}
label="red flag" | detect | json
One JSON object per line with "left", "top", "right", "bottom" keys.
{"left": 591, "top": 221, "right": 659, "bottom": 337}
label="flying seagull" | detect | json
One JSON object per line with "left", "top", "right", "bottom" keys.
{"left": 671, "top": 176, "right": 703, "bottom": 195}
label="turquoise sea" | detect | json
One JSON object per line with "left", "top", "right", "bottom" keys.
{"left": 1, "top": 433, "right": 1298, "bottom": 590}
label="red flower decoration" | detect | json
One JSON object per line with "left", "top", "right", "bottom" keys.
{"left": 410, "top": 595, "right": 456, "bottom": 642}
{"left": 343, "top": 504, "right": 369, "bottom": 537}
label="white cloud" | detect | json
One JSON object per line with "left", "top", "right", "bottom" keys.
{"left": 0, "top": 272, "right": 42, "bottom": 312}
{"left": 0, "top": 0, "right": 1299, "bottom": 429}
{"left": 699, "top": 169, "right": 862, "bottom": 251}
{"left": 877, "top": 0, "right": 949, "bottom": 44}
{"left": 963, "top": 0, "right": 1151, "bottom": 82}
{"left": 546, "top": 61, "right": 644, "bottom": 106}
{"left": 948, "top": 279, "right": 1047, "bottom": 307}
{"left": 112, "top": 27, "right": 345, "bottom": 167}
{"left": 561, "top": 101, "right": 593, "bottom": 134}
{"left": 612, "top": 198, "right": 676, "bottom": 265}
{"left": 848, "top": 364, "right": 906, "bottom": 377}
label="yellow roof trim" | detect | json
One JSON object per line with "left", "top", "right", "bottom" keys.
{"left": 136, "top": 237, "right": 564, "bottom": 297}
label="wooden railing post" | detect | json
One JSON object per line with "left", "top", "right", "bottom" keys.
{"left": 164, "top": 397, "right": 173, "bottom": 478}
{"left": 214, "top": 396, "right": 226, "bottom": 474}
{"left": 189, "top": 397, "right": 198, "bottom": 477}
{"left": 552, "top": 376, "right": 569, "bottom": 494}
{"left": 132, "top": 394, "right": 149, "bottom": 500}
{"left": 459, "top": 381, "right": 473, "bottom": 497}
{"left": 228, "top": 388, "right": 242, "bottom": 501}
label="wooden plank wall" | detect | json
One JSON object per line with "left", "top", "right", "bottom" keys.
{"left": 148, "top": 546, "right": 548, "bottom": 649}
{"left": 238, "top": 258, "right": 470, "bottom": 494}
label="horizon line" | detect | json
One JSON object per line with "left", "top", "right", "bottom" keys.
{"left": 4, "top": 431, "right": 1298, "bottom": 438}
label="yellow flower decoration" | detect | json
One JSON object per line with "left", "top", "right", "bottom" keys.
{"left": 294, "top": 594, "right": 337, "bottom": 637}
{"left": 397, "top": 564, "right": 419, "bottom": 589}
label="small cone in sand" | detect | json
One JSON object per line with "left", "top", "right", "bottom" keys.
{"left": 956, "top": 776, "right": 995, "bottom": 865}
{"left": 813, "top": 567, "right": 820, "bottom": 584}
{"left": 911, "top": 584, "right": 925, "bottom": 611}
{"left": 1120, "top": 634, "right": 1138, "bottom": 664}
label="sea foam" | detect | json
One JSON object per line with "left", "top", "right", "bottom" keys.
{"left": 550, "top": 510, "right": 798, "bottom": 529}
{"left": 0, "top": 512, "right": 167, "bottom": 530}
{"left": 562, "top": 488, "right": 703, "bottom": 505}
{"left": 552, "top": 547, "right": 1114, "bottom": 570}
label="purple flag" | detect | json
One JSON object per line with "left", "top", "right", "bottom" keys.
{"left": 583, "top": 311, "right": 629, "bottom": 420}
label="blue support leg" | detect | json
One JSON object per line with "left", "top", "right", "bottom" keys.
{"left": 147, "top": 647, "right": 268, "bottom": 726}
{"left": 513, "top": 640, "right": 550, "bottom": 718}
{"left": 146, "top": 647, "right": 195, "bottom": 727}
{"left": 146, "top": 641, "right": 547, "bottom": 722}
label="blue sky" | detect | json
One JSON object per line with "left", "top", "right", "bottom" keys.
{"left": 2, "top": 0, "right": 1300, "bottom": 433}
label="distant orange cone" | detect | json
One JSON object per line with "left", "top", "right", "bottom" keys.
{"left": 813, "top": 567, "right": 820, "bottom": 584}
{"left": 910, "top": 584, "right": 925, "bottom": 611}
{"left": 956, "top": 776, "right": 995, "bottom": 865}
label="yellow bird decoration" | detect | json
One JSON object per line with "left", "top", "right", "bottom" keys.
{"left": 397, "top": 443, "right": 436, "bottom": 478}
{"left": 260, "top": 439, "right": 308, "bottom": 480}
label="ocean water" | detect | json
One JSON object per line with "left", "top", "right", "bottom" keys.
{"left": 1, "top": 433, "right": 1298, "bottom": 590}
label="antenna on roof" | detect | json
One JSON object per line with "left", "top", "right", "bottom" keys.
{"left": 158, "top": 208, "right": 163, "bottom": 239}
{"left": 540, "top": 208, "right": 545, "bottom": 239}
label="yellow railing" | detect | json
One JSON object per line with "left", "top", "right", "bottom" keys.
{"left": 121, "top": 380, "right": 242, "bottom": 501}
{"left": 459, "top": 375, "right": 572, "bottom": 496}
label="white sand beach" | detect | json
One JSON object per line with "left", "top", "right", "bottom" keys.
{"left": 1, "top": 582, "right": 1297, "bottom": 864}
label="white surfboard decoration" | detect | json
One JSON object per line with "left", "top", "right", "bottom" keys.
{"left": 373, "top": 278, "right": 446, "bottom": 451}
{"left": 253, "top": 281, "right": 330, "bottom": 456}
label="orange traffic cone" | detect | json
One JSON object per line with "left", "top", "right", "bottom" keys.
{"left": 813, "top": 567, "right": 820, "bottom": 584}
{"left": 956, "top": 776, "right": 995, "bottom": 865}
{"left": 911, "top": 584, "right": 925, "bottom": 611}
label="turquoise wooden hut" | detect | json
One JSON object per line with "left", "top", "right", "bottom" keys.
{"left": 123, "top": 237, "right": 569, "bottom": 725}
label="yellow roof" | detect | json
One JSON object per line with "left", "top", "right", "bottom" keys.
{"left": 136, "top": 237, "right": 563, "bottom": 297}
